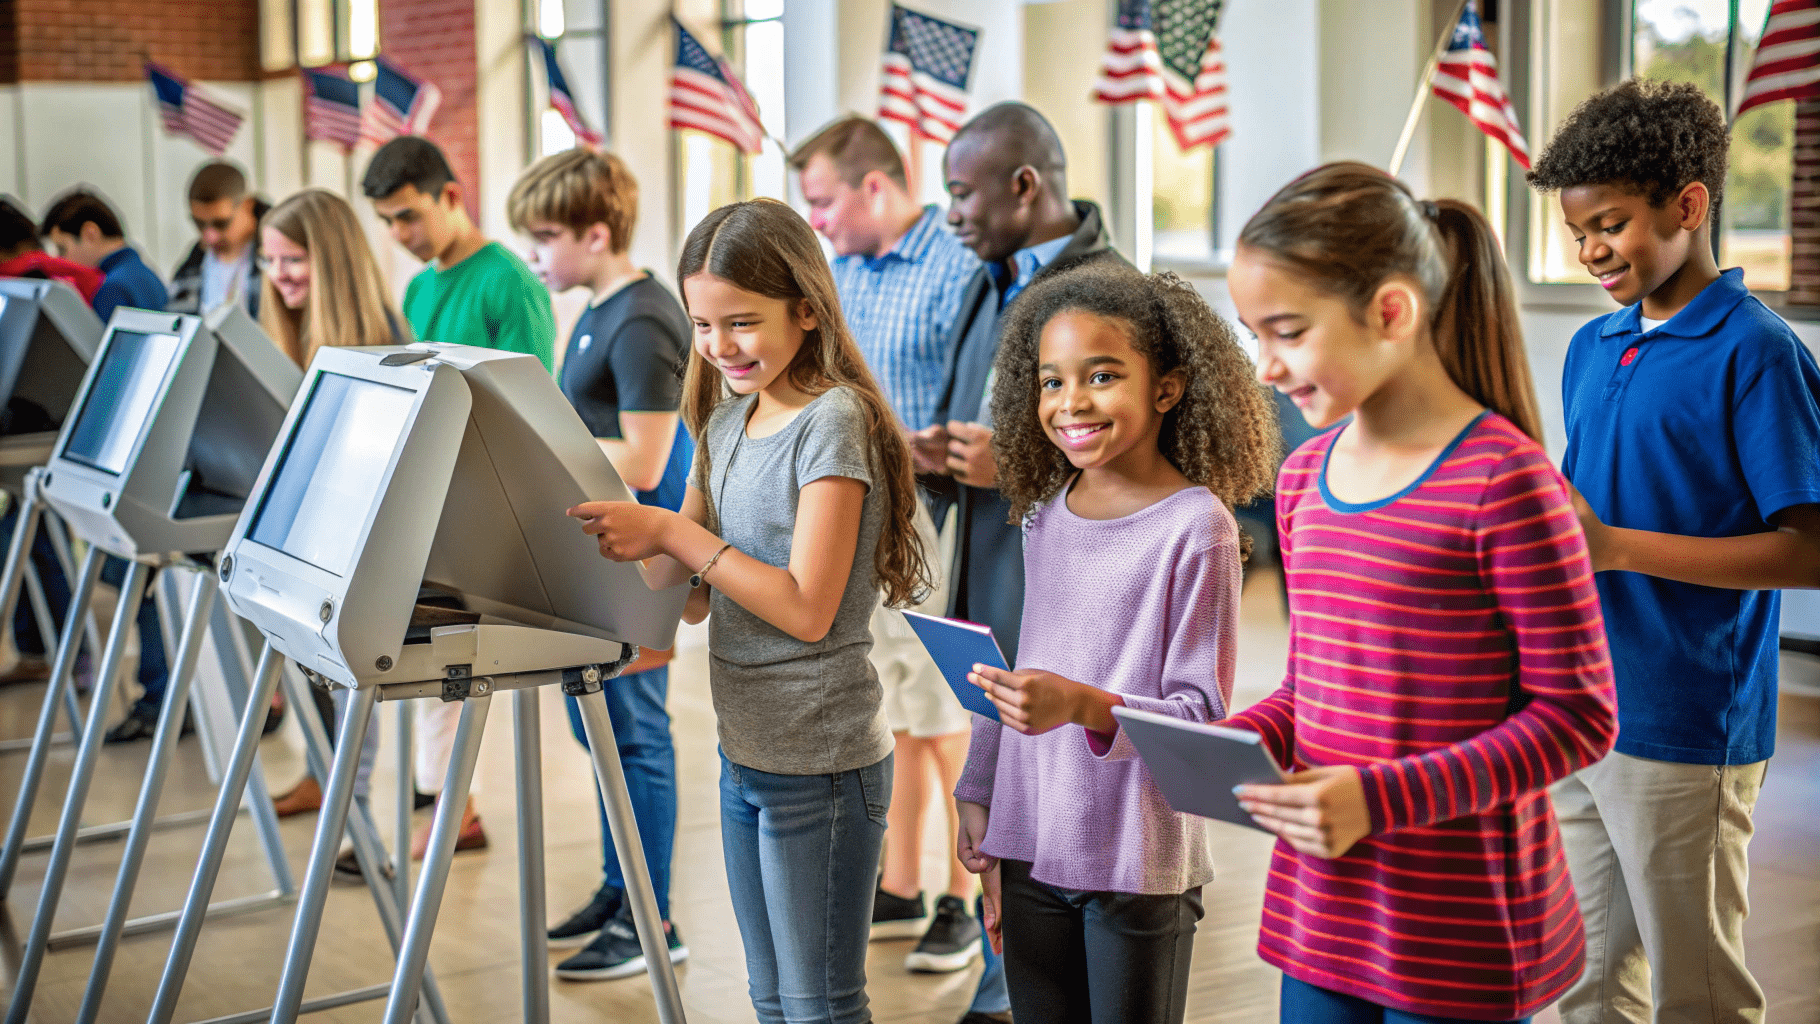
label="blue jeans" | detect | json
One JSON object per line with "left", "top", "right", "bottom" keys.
{"left": 720, "top": 751, "right": 890, "bottom": 1024}
{"left": 563, "top": 666, "right": 676, "bottom": 921}
{"left": 100, "top": 556, "right": 167, "bottom": 708}
{"left": 968, "top": 894, "right": 1010, "bottom": 1014}
{"left": 1280, "top": 976, "right": 1532, "bottom": 1024}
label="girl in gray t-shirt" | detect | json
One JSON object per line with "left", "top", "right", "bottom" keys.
{"left": 568, "top": 199, "right": 931, "bottom": 1024}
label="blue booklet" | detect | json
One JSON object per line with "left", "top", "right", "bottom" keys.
{"left": 901, "top": 610, "right": 1007, "bottom": 722}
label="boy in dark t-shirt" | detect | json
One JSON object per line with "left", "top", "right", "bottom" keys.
{"left": 507, "top": 147, "right": 690, "bottom": 981}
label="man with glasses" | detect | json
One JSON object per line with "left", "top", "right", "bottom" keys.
{"left": 167, "top": 161, "right": 267, "bottom": 317}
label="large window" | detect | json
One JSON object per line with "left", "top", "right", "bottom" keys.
{"left": 261, "top": 0, "right": 379, "bottom": 73}
{"left": 1519, "top": 0, "right": 1790, "bottom": 292}
{"left": 1150, "top": 103, "right": 1219, "bottom": 264}
{"left": 675, "top": 1, "right": 788, "bottom": 241}
{"left": 1633, "top": 0, "right": 1788, "bottom": 291}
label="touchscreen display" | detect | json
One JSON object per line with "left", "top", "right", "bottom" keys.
{"left": 248, "top": 372, "right": 416, "bottom": 577}
{"left": 60, "top": 330, "right": 182, "bottom": 475}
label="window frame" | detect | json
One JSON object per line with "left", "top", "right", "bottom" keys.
{"left": 1108, "top": 101, "right": 1226, "bottom": 277}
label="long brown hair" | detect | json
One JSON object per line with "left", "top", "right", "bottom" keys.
{"left": 1237, "top": 161, "right": 1542, "bottom": 441}
{"left": 259, "top": 188, "right": 405, "bottom": 368}
{"left": 991, "top": 262, "right": 1280, "bottom": 528}
{"left": 676, "top": 199, "right": 932, "bottom": 608}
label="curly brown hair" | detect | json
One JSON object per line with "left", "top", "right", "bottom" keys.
{"left": 1526, "top": 78, "right": 1728, "bottom": 213}
{"left": 988, "top": 261, "right": 1281, "bottom": 529}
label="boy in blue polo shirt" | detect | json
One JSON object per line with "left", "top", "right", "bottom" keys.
{"left": 1529, "top": 78, "right": 1820, "bottom": 1024}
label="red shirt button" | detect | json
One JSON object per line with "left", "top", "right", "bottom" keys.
{"left": 1620, "top": 347, "right": 1639, "bottom": 367}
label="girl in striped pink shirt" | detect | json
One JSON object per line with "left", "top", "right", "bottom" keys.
{"left": 1224, "top": 163, "right": 1617, "bottom": 1024}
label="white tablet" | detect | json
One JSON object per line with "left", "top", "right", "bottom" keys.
{"left": 1112, "top": 705, "right": 1286, "bottom": 831}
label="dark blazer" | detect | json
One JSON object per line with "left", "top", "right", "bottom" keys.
{"left": 925, "top": 200, "right": 1126, "bottom": 665}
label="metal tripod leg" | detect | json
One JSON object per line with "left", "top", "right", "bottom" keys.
{"left": 70, "top": 571, "right": 222, "bottom": 1022}
{"left": 0, "top": 560, "right": 81, "bottom": 756}
{"left": 379, "top": 689, "right": 493, "bottom": 1024}
{"left": 267, "top": 686, "right": 381, "bottom": 1023}
{"left": 0, "top": 547, "right": 101, "bottom": 898}
{"left": 4, "top": 558, "right": 150, "bottom": 1023}
{"left": 576, "top": 684, "right": 688, "bottom": 1024}
{"left": 515, "top": 687, "right": 550, "bottom": 1024}
{"left": 145, "top": 643, "right": 286, "bottom": 1024}
{"left": 393, "top": 697, "right": 413, "bottom": 916}
{"left": 0, "top": 476, "right": 45, "bottom": 667}
{"left": 39, "top": 510, "right": 103, "bottom": 665}
{"left": 274, "top": 669, "right": 451, "bottom": 1024}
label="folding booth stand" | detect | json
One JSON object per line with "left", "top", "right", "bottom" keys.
{"left": 0, "top": 277, "right": 104, "bottom": 757}
{"left": 151, "top": 343, "right": 690, "bottom": 1024}
{"left": 0, "top": 304, "right": 436, "bottom": 1024}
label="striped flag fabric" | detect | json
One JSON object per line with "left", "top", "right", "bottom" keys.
{"left": 1736, "top": 0, "right": 1820, "bottom": 118}
{"left": 668, "top": 17, "right": 765, "bottom": 154}
{"left": 360, "top": 57, "right": 442, "bottom": 148}
{"left": 144, "top": 63, "right": 245, "bottom": 156}
{"left": 1431, "top": 0, "right": 1530, "bottom": 168}
{"left": 531, "top": 36, "right": 604, "bottom": 147}
{"left": 302, "top": 65, "right": 363, "bottom": 151}
{"left": 1092, "top": 1, "right": 1231, "bottom": 151}
{"left": 877, "top": 4, "right": 979, "bottom": 144}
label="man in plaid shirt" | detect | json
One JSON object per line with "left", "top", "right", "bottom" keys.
{"left": 791, "top": 116, "right": 994, "bottom": 992}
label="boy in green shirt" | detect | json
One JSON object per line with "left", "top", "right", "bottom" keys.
{"left": 361, "top": 136, "right": 557, "bottom": 857}
{"left": 362, "top": 135, "right": 556, "bottom": 370}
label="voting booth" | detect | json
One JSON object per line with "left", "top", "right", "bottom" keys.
{"left": 153, "top": 343, "right": 689, "bottom": 1024}
{"left": 0, "top": 277, "right": 104, "bottom": 754}
{"left": 0, "top": 303, "right": 419, "bottom": 1024}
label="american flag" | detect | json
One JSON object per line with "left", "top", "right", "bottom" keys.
{"left": 669, "top": 17, "right": 764, "bottom": 155}
{"left": 878, "top": 5, "right": 979, "bottom": 144}
{"left": 144, "top": 63, "right": 245, "bottom": 156}
{"left": 1736, "top": 1, "right": 1820, "bottom": 118}
{"left": 1431, "top": 0, "right": 1529, "bottom": 168}
{"left": 360, "top": 57, "right": 442, "bottom": 148}
{"left": 1092, "top": 0, "right": 1230, "bottom": 151}
{"left": 532, "top": 36, "right": 603, "bottom": 147}
{"left": 302, "top": 65, "right": 363, "bottom": 151}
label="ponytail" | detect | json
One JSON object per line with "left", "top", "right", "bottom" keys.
{"left": 1428, "top": 200, "right": 1542, "bottom": 441}
{"left": 1238, "top": 162, "right": 1542, "bottom": 441}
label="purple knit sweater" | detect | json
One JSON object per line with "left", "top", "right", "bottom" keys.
{"left": 953, "top": 484, "right": 1240, "bottom": 895}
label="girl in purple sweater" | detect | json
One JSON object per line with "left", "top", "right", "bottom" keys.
{"left": 956, "top": 264, "right": 1280, "bottom": 1023}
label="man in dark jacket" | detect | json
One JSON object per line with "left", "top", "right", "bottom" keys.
{"left": 917, "top": 101, "right": 1127, "bottom": 1024}
{"left": 920, "top": 101, "right": 1126, "bottom": 667}
{"left": 166, "top": 160, "right": 266, "bottom": 317}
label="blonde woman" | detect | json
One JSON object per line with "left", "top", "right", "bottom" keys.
{"left": 259, "top": 188, "right": 408, "bottom": 364}
{"left": 259, "top": 188, "right": 411, "bottom": 880}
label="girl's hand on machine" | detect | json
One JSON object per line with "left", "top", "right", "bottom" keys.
{"left": 1234, "top": 764, "right": 1371, "bottom": 858}
{"left": 567, "top": 501, "right": 674, "bottom": 562}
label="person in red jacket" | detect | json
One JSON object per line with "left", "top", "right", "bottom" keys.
{"left": 0, "top": 197, "right": 103, "bottom": 304}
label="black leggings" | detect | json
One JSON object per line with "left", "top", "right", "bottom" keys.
{"left": 999, "top": 858, "right": 1203, "bottom": 1024}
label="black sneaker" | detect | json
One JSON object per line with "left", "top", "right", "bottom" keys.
{"left": 333, "top": 849, "right": 395, "bottom": 884}
{"left": 547, "top": 883, "right": 623, "bottom": 948}
{"left": 870, "top": 883, "right": 928, "bottom": 941}
{"left": 553, "top": 906, "right": 687, "bottom": 981}
{"left": 956, "top": 1014, "right": 1012, "bottom": 1024}
{"left": 906, "top": 895, "right": 982, "bottom": 973}
{"left": 104, "top": 704, "right": 159, "bottom": 744}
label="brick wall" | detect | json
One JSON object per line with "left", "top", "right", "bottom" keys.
{"left": 1790, "top": 97, "right": 1820, "bottom": 306}
{"left": 0, "top": 0, "right": 261, "bottom": 84}
{"left": 378, "top": 0, "right": 479, "bottom": 220}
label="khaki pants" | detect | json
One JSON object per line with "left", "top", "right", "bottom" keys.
{"left": 1552, "top": 751, "right": 1767, "bottom": 1024}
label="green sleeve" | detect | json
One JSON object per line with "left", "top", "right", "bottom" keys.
{"left": 492, "top": 272, "right": 557, "bottom": 372}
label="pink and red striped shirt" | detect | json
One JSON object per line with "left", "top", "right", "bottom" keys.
{"left": 1225, "top": 412, "right": 1616, "bottom": 1021}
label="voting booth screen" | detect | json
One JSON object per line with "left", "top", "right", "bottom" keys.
{"left": 58, "top": 330, "right": 182, "bottom": 475}
{"left": 249, "top": 372, "right": 415, "bottom": 577}
{"left": 173, "top": 308, "right": 297, "bottom": 519}
{"left": 0, "top": 281, "right": 96, "bottom": 439}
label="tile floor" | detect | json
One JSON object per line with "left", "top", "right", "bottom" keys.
{"left": 0, "top": 569, "right": 1815, "bottom": 1023}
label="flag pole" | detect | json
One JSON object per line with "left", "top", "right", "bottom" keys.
{"left": 1388, "top": 0, "right": 1469, "bottom": 178}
